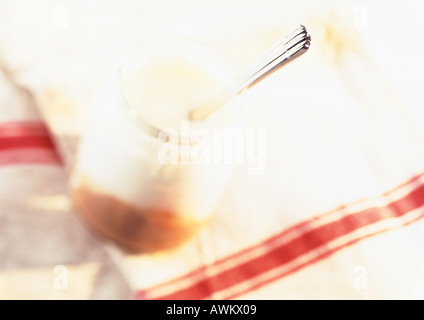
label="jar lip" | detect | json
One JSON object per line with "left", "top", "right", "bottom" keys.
{"left": 113, "top": 33, "right": 246, "bottom": 145}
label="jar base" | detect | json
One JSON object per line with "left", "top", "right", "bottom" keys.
{"left": 72, "top": 185, "right": 209, "bottom": 253}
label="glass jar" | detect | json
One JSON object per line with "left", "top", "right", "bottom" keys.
{"left": 70, "top": 34, "right": 245, "bottom": 252}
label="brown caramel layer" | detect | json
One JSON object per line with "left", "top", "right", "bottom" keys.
{"left": 72, "top": 185, "right": 209, "bottom": 252}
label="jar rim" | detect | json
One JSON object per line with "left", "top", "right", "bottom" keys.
{"left": 113, "top": 33, "right": 246, "bottom": 145}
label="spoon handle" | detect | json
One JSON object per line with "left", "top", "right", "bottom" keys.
{"left": 189, "top": 25, "right": 311, "bottom": 121}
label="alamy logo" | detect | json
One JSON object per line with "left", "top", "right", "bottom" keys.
{"left": 157, "top": 121, "right": 267, "bottom": 175}
{"left": 353, "top": 5, "right": 369, "bottom": 30}
{"left": 53, "top": 5, "right": 68, "bottom": 30}
{"left": 53, "top": 265, "right": 68, "bottom": 290}
{"left": 353, "top": 265, "right": 368, "bottom": 291}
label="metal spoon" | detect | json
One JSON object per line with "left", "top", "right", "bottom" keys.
{"left": 189, "top": 25, "right": 311, "bottom": 121}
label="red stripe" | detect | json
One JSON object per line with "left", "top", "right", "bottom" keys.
{"left": 137, "top": 172, "right": 424, "bottom": 300}
{"left": 139, "top": 172, "right": 424, "bottom": 295}
{"left": 0, "top": 149, "right": 61, "bottom": 166}
{"left": 0, "top": 121, "right": 51, "bottom": 137}
{"left": 223, "top": 212, "right": 424, "bottom": 300}
{"left": 0, "top": 122, "right": 61, "bottom": 166}
{"left": 0, "top": 135, "right": 56, "bottom": 151}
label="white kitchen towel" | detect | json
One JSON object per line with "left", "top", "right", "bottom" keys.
{"left": 1, "top": 0, "right": 424, "bottom": 299}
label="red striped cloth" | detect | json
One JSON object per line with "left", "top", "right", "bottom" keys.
{"left": 3, "top": 120, "right": 424, "bottom": 299}
{"left": 0, "top": 121, "right": 61, "bottom": 166}
{"left": 136, "top": 172, "right": 424, "bottom": 300}
{"left": 2, "top": 0, "right": 424, "bottom": 301}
